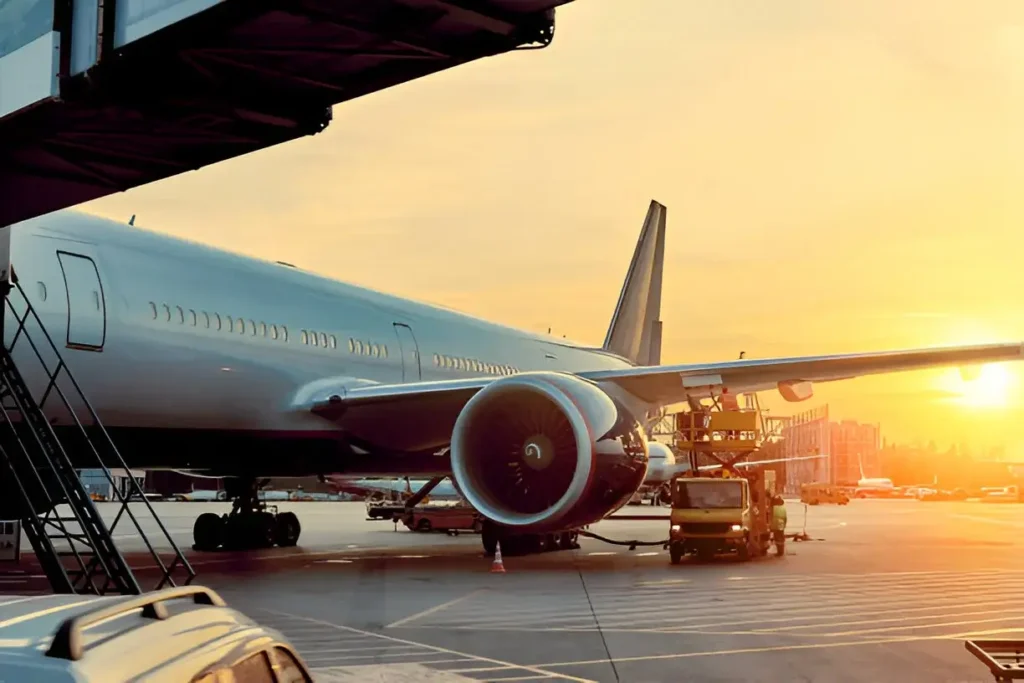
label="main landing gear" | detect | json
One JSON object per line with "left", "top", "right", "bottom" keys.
{"left": 480, "top": 520, "right": 580, "bottom": 557}
{"left": 192, "top": 478, "right": 302, "bottom": 551}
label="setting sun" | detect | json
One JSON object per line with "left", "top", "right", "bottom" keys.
{"left": 937, "top": 364, "right": 1018, "bottom": 409}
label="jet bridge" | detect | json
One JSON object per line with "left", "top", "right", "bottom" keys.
{"left": 0, "top": 0, "right": 575, "bottom": 226}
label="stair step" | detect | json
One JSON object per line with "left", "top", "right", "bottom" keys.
{"left": 0, "top": 282, "right": 195, "bottom": 595}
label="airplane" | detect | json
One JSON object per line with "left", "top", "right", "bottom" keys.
{"left": 854, "top": 454, "right": 895, "bottom": 497}
{"left": 1, "top": 200, "right": 1021, "bottom": 555}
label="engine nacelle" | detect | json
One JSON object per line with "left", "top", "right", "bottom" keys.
{"left": 450, "top": 372, "right": 649, "bottom": 532}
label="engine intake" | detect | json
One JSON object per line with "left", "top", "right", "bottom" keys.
{"left": 450, "top": 372, "right": 649, "bottom": 531}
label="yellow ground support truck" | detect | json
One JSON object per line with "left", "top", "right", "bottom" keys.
{"left": 668, "top": 470, "right": 776, "bottom": 564}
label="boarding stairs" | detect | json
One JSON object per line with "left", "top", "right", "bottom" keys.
{"left": 0, "top": 277, "right": 195, "bottom": 595}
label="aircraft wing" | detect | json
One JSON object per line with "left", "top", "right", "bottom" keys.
{"left": 577, "top": 342, "right": 1024, "bottom": 405}
{"left": 300, "top": 342, "right": 1022, "bottom": 451}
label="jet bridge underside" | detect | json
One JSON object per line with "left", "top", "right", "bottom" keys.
{"left": 0, "top": 0, "right": 571, "bottom": 226}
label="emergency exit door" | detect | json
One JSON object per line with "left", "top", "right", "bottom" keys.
{"left": 57, "top": 251, "right": 106, "bottom": 350}
{"left": 392, "top": 323, "right": 421, "bottom": 382}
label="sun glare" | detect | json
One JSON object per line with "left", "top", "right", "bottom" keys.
{"left": 939, "top": 364, "right": 1016, "bottom": 409}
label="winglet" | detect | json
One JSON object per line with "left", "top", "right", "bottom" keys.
{"left": 603, "top": 200, "right": 667, "bottom": 366}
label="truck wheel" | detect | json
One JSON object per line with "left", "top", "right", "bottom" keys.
{"left": 670, "top": 544, "right": 682, "bottom": 565}
{"left": 416, "top": 518, "right": 432, "bottom": 532}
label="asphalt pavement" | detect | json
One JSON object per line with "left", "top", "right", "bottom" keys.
{"left": 3, "top": 499, "right": 1022, "bottom": 681}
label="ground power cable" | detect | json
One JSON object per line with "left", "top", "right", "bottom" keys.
{"left": 572, "top": 543, "right": 621, "bottom": 683}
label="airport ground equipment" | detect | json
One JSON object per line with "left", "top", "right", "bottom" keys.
{"left": 0, "top": 276, "right": 194, "bottom": 595}
{"left": 674, "top": 400, "right": 764, "bottom": 474}
{"left": 800, "top": 483, "right": 850, "bottom": 505}
{"left": 0, "top": 585, "right": 314, "bottom": 682}
{"left": 965, "top": 639, "right": 1024, "bottom": 681}
{"left": 667, "top": 469, "right": 774, "bottom": 565}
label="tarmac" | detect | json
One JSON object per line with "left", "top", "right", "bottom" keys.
{"left": 5, "top": 498, "right": 1024, "bottom": 682}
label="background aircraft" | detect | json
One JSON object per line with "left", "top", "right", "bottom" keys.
{"left": 855, "top": 454, "right": 896, "bottom": 497}
{"left": 4, "top": 201, "right": 1021, "bottom": 553}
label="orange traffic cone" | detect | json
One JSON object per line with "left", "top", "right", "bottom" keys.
{"left": 491, "top": 542, "right": 506, "bottom": 573}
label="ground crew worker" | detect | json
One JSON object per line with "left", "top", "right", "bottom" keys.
{"left": 770, "top": 494, "right": 787, "bottom": 551}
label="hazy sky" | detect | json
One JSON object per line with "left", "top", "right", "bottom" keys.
{"left": 81, "top": 0, "right": 1024, "bottom": 452}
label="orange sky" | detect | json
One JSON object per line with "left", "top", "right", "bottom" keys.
{"left": 80, "top": 0, "right": 1024, "bottom": 453}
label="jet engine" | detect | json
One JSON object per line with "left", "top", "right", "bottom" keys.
{"left": 450, "top": 372, "right": 649, "bottom": 532}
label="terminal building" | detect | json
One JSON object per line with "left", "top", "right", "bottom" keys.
{"left": 779, "top": 405, "right": 883, "bottom": 493}
{"left": 830, "top": 419, "right": 882, "bottom": 485}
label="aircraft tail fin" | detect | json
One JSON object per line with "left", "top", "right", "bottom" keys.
{"left": 602, "top": 200, "right": 667, "bottom": 366}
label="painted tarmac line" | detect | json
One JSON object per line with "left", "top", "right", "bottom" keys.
{"left": 948, "top": 513, "right": 1023, "bottom": 527}
{"left": 387, "top": 589, "right": 488, "bottom": 629}
{"left": 259, "top": 607, "right": 599, "bottom": 683}
{"left": 529, "top": 632, "right": 969, "bottom": 668}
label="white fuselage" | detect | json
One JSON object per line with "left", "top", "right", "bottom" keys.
{"left": 8, "top": 211, "right": 640, "bottom": 476}
{"left": 856, "top": 477, "right": 895, "bottom": 494}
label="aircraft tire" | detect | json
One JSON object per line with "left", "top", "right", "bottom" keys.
{"left": 532, "top": 534, "right": 548, "bottom": 553}
{"left": 255, "top": 512, "right": 277, "bottom": 548}
{"left": 193, "top": 513, "right": 223, "bottom": 551}
{"left": 481, "top": 523, "right": 498, "bottom": 556}
{"left": 670, "top": 544, "right": 682, "bottom": 565}
{"left": 275, "top": 512, "right": 301, "bottom": 547}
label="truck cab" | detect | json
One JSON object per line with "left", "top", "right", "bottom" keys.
{"left": 668, "top": 473, "right": 772, "bottom": 564}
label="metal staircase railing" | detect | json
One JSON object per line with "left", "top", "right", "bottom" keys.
{"left": 0, "top": 277, "right": 195, "bottom": 594}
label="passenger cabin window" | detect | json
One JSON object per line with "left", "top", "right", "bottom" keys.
{"left": 271, "top": 324, "right": 278, "bottom": 340}
{"left": 249, "top": 319, "right": 257, "bottom": 336}
{"left": 214, "top": 313, "right": 222, "bottom": 331}
{"left": 203, "top": 311, "right": 210, "bottom": 328}
{"left": 189, "top": 309, "right": 197, "bottom": 326}
{"left": 149, "top": 302, "right": 157, "bottom": 319}
{"left": 300, "top": 330, "right": 308, "bottom": 345}
{"left": 282, "top": 326, "right": 288, "bottom": 342}
{"left": 37, "top": 282, "right": 47, "bottom": 302}
{"left": 319, "top": 332, "right": 327, "bottom": 348}
{"left": 329, "top": 335, "right": 337, "bottom": 349}
{"left": 259, "top": 322, "right": 267, "bottom": 337}
{"left": 238, "top": 317, "right": 246, "bottom": 335}
{"left": 162, "top": 304, "right": 171, "bottom": 322}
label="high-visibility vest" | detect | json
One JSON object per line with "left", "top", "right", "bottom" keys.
{"left": 772, "top": 504, "right": 787, "bottom": 531}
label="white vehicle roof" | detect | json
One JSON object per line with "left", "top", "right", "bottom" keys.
{"left": 0, "top": 586, "right": 310, "bottom": 683}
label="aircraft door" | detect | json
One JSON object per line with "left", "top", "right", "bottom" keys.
{"left": 57, "top": 251, "right": 106, "bottom": 350}
{"left": 392, "top": 323, "right": 421, "bottom": 382}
